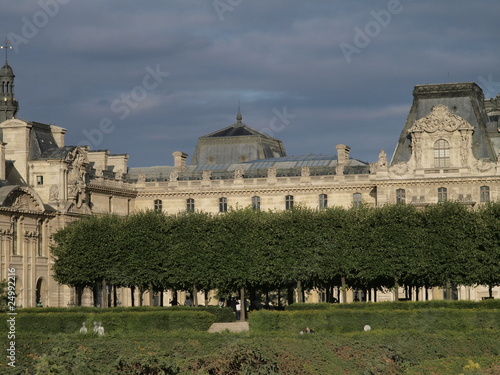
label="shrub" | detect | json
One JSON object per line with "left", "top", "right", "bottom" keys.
{"left": 285, "top": 299, "right": 500, "bottom": 311}
{"left": 8, "top": 311, "right": 215, "bottom": 335}
{"left": 19, "top": 305, "right": 234, "bottom": 322}
{"left": 250, "top": 309, "right": 500, "bottom": 334}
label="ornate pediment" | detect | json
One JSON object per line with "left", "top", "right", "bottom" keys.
{"left": 409, "top": 105, "right": 474, "bottom": 133}
{"left": 1, "top": 187, "right": 44, "bottom": 212}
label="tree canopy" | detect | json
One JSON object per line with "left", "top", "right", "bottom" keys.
{"left": 51, "top": 202, "right": 500, "bottom": 305}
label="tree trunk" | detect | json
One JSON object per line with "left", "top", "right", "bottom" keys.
{"left": 193, "top": 285, "right": 198, "bottom": 307}
{"left": 205, "top": 290, "right": 209, "bottom": 306}
{"left": 296, "top": 280, "right": 303, "bottom": 303}
{"left": 102, "top": 280, "right": 108, "bottom": 308}
{"left": 131, "top": 286, "right": 135, "bottom": 307}
{"left": 489, "top": 285, "right": 493, "bottom": 299}
{"left": 394, "top": 278, "right": 399, "bottom": 302}
{"left": 240, "top": 286, "right": 245, "bottom": 322}
{"left": 341, "top": 276, "right": 347, "bottom": 303}
{"left": 172, "top": 289, "right": 178, "bottom": 306}
{"left": 139, "top": 288, "right": 144, "bottom": 306}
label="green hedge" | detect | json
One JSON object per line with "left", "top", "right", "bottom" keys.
{"left": 10, "top": 329, "right": 500, "bottom": 374}
{"left": 285, "top": 299, "right": 500, "bottom": 311}
{"left": 250, "top": 308, "right": 500, "bottom": 333}
{"left": 19, "top": 305, "right": 234, "bottom": 322}
{"left": 8, "top": 310, "right": 215, "bottom": 335}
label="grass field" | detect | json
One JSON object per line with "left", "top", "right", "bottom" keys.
{"left": 3, "top": 301, "right": 500, "bottom": 374}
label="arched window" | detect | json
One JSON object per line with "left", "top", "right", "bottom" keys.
{"left": 437, "top": 187, "right": 447, "bottom": 202}
{"left": 285, "top": 195, "right": 294, "bottom": 210}
{"left": 396, "top": 189, "right": 406, "bottom": 204}
{"left": 219, "top": 197, "right": 228, "bottom": 212}
{"left": 353, "top": 193, "right": 362, "bottom": 208}
{"left": 251, "top": 196, "right": 260, "bottom": 211}
{"left": 186, "top": 198, "right": 195, "bottom": 212}
{"left": 434, "top": 139, "right": 450, "bottom": 167}
{"left": 319, "top": 194, "right": 328, "bottom": 209}
{"left": 154, "top": 199, "right": 162, "bottom": 211}
{"left": 480, "top": 186, "right": 490, "bottom": 203}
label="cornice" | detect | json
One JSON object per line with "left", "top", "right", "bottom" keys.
{"left": 87, "top": 183, "right": 137, "bottom": 198}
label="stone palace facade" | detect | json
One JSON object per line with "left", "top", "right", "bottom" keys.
{"left": 1, "top": 59, "right": 499, "bottom": 307}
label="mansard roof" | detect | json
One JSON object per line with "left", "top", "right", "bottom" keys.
{"left": 190, "top": 113, "right": 287, "bottom": 165}
{"left": 391, "top": 82, "right": 497, "bottom": 165}
{"left": 28, "top": 121, "right": 60, "bottom": 159}
{"left": 35, "top": 146, "right": 76, "bottom": 161}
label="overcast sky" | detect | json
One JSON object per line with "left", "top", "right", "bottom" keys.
{"left": 2, "top": 1, "right": 500, "bottom": 167}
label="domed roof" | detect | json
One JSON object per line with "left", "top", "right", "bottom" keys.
{"left": 0, "top": 63, "right": 14, "bottom": 78}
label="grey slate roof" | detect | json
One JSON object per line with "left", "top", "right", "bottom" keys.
{"left": 127, "top": 154, "right": 369, "bottom": 182}
{"left": 190, "top": 113, "right": 287, "bottom": 165}
{"left": 28, "top": 122, "right": 63, "bottom": 160}
{"left": 392, "top": 82, "right": 497, "bottom": 165}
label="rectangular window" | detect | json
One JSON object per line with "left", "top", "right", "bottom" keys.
{"left": 252, "top": 196, "right": 260, "bottom": 211}
{"left": 396, "top": 189, "right": 406, "bottom": 204}
{"left": 219, "top": 197, "right": 228, "bottom": 212}
{"left": 353, "top": 193, "right": 362, "bottom": 208}
{"left": 154, "top": 199, "right": 162, "bottom": 211}
{"left": 36, "top": 175, "right": 44, "bottom": 185}
{"left": 480, "top": 186, "right": 490, "bottom": 203}
{"left": 187, "top": 198, "right": 195, "bottom": 212}
{"left": 437, "top": 187, "right": 447, "bottom": 202}
{"left": 285, "top": 195, "right": 294, "bottom": 210}
{"left": 434, "top": 139, "right": 450, "bottom": 168}
{"left": 319, "top": 194, "right": 328, "bottom": 209}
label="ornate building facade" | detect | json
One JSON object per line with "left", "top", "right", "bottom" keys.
{"left": 1, "top": 58, "right": 499, "bottom": 307}
{"left": 0, "top": 61, "right": 136, "bottom": 308}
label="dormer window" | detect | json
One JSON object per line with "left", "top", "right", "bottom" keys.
{"left": 434, "top": 139, "right": 450, "bottom": 168}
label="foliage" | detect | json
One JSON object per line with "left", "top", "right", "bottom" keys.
{"left": 249, "top": 308, "right": 500, "bottom": 334}
{"left": 10, "top": 314, "right": 500, "bottom": 375}
{"left": 51, "top": 214, "right": 123, "bottom": 296}
{"left": 285, "top": 299, "right": 500, "bottom": 310}
{"left": 0, "top": 280, "right": 9, "bottom": 312}
{"left": 3, "top": 310, "right": 215, "bottom": 336}
{"left": 51, "top": 202, "right": 500, "bottom": 302}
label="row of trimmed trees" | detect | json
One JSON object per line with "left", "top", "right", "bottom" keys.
{"left": 51, "top": 201, "right": 500, "bottom": 307}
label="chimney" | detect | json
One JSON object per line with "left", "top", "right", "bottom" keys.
{"left": 50, "top": 125, "right": 67, "bottom": 147}
{"left": 336, "top": 144, "right": 351, "bottom": 165}
{"left": 172, "top": 151, "right": 188, "bottom": 172}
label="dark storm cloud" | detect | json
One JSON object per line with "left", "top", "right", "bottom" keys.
{"left": 2, "top": 0, "right": 499, "bottom": 166}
